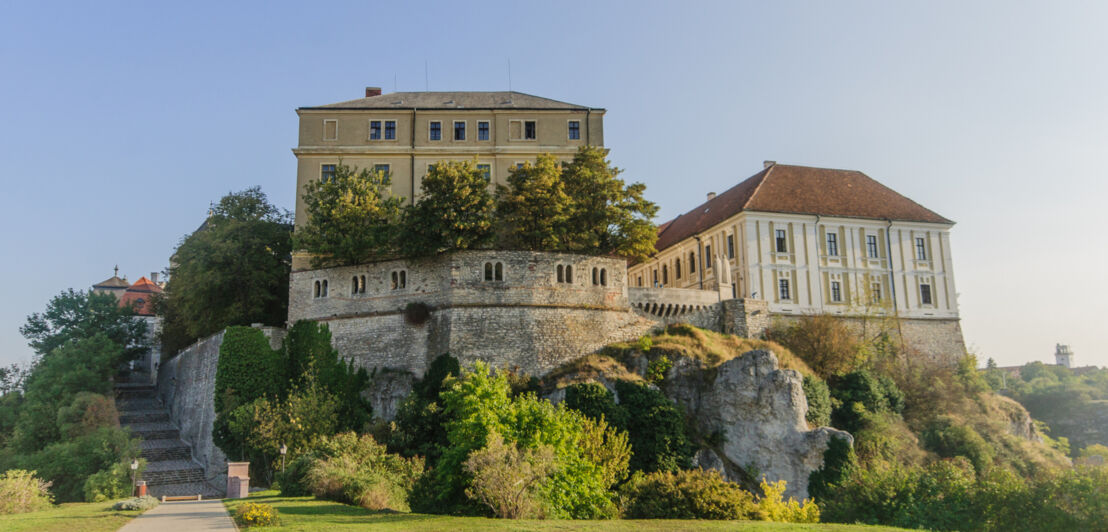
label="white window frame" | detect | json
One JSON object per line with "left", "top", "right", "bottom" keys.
{"left": 919, "top": 282, "right": 933, "bottom": 306}
{"left": 323, "top": 119, "right": 338, "bottom": 141}
{"left": 428, "top": 120, "right": 442, "bottom": 141}
{"left": 368, "top": 119, "right": 382, "bottom": 140}
{"left": 453, "top": 120, "right": 466, "bottom": 141}
{"left": 477, "top": 120, "right": 491, "bottom": 141}
{"left": 567, "top": 119, "right": 581, "bottom": 140}
{"left": 830, "top": 281, "right": 842, "bottom": 302}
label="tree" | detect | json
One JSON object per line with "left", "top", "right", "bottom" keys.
{"left": 560, "top": 146, "right": 658, "bottom": 261}
{"left": 495, "top": 154, "right": 572, "bottom": 251}
{"left": 158, "top": 187, "right": 292, "bottom": 356}
{"left": 464, "top": 432, "right": 557, "bottom": 519}
{"left": 401, "top": 160, "right": 495, "bottom": 256}
{"left": 20, "top": 289, "right": 147, "bottom": 362}
{"left": 294, "top": 163, "right": 404, "bottom": 267}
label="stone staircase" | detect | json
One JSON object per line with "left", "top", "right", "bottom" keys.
{"left": 115, "top": 383, "right": 223, "bottom": 498}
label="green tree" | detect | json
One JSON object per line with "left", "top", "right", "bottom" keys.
{"left": 495, "top": 154, "right": 572, "bottom": 251}
{"left": 282, "top": 321, "right": 371, "bottom": 432}
{"left": 295, "top": 163, "right": 404, "bottom": 267}
{"left": 401, "top": 160, "right": 495, "bottom": 256}
{"left": 560, "top": 146, "right": 658, "bottom": 261}
{"left": 20, "top": 289, "right": 147, "bottom": 361}
{"left": 158, "top": 187, "right": 292, "bottom": 355}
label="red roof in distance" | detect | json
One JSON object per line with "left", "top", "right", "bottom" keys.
{"left": 119, "top": 276, "right": 162, "bottom": 316}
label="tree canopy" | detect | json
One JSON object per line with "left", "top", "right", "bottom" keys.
{"left": 20, "top": 289, "right": 147, "bottom": 362}
{"left": 401, "top": 160, "right": 496, "bottom": 256}
{"left": 158, "top": 187, "right": 292, "bottom": 356}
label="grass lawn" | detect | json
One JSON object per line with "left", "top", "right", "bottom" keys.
{"left": 225, "top": 491, "right": 908, "bottom": 531}
{"left": 0, "top": 500, "right": 143, "bottom": 532}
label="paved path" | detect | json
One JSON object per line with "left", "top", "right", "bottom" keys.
{"left": 118, "top": 500, "right": 236, "bottom": 532}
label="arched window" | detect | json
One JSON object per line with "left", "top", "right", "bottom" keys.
{"left": 592, "top": 267, "right": 599, "bottom": 285}
{"left": 314, "top": 281, "right": 321, "bottom": 298}
{"left": 321, "top": 280, "right": 329, "bottom": 297}
{"left": 600, "top": 268, "right": 607, "bottom": 286}
{"left": 565, "top": 265, "right": 573, "bottom": 283}
{"left": 662, "top": 265, "right": 668, "bottom": 284}
{"left": 391, "top": 271, "right": 398, "bottom": 290}
{"left": 352, "top": 277, "right": 359, "bottom": 295}
{"left": 485, "top": 262, "right": 493, "bottom": 281}
{"left": 675, "top": 258, "right": 682, "bottom": 279}
{"left": 360, "top": 275, "right": 366, "bottom": 294}
{"left": 399, "top": 271, "right": 407, "bottom": 288}
{"left": 557, "top": 265, "right": 564, "bottom": 283}
{"left": 494, "top": 262, "right": 503, "bottom": 281}
{"left": 689, "top": 252, "right": 696, "bottom": 273}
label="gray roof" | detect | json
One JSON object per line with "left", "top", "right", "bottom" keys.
{"left": 301, "top": 91, "right": 603, "bottom": 111}
{"left": 93, "top": 275, "right": 130, "bottom": 289}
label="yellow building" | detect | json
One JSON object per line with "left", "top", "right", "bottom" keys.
{"left": 627, "top": 162, "right": 959, "bottom": 321}
{"left": 292, "top": 88, "right": 604, "bottom": 226}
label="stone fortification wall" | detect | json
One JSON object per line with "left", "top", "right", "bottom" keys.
{"left": 290, "top": 251, "right": 657, "bottom": 376}
{"left": 771, "top": 314, "right": 966, "bottom": 360}
{"left": 156, "top": 326, "right": 285, "bottom": 482}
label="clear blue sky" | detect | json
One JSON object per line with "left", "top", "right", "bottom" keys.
{"left": 2, "top": 1, "right": 1105, "bottom": 368}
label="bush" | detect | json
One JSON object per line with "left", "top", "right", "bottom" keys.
{"left": 112, "top": 496, "right": 159, "bottom": 511}
{"left": 56, "top": 392, "right": 118, "bottom": 439}
{"left": 615, "top": 380, "right": 693, "bottom": 473}
{"left": 464, "top": 432, "right": 557, "bottom": 518}
{"left": 808, "top": 435, "right": 856, "bottom": 502}
{"left": 386, "top": 354, "right": 459, "bottom": 462}
{"left": 754, "top": 478, "right": 820, "bottom": 523}
{"left": 802, "top": 376, "right": 832, "bottom": 427}
{"left": 235, "top": 502, "right": 280, "bottom": 527}
{"left": 83, "top": 460, "right": 144, "bottom": 502}
{"left": 276, "top": 454, "right": 315, "bottom": 496}
{"left": 18, "top": 426, "right": 139, "bottom": 502}
{"left": 619, "top": 468, "right": 756, "bottom": 520}
{"left": 0, "top": 469, "right": 53, "bottom": 515}
{"left": 921, "top": 417, "right": 995, "bottom": 473}
{"left": 305, "top": 432, "right": 424, "bottom": 512}
{"left": 564, "top": 382, "right": 627, "bottom": 428}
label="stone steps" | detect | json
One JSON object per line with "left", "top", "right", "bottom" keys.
{"left": 126, "top": 422, "right": 180, "bottom": 441}
{"left": 140, "top": 439, "right": 193, "bottom": 461}
{"left": 143, "top": 467, "right": 207, "bottom": 486}
{"left": 146, "top": 481, "right": 225, "bottom": 499}
{"left": 119, "top": 409, "right": 170, "bottom": 424}
{"left": 117, "top": 398, "right": 162, "bottom": 411}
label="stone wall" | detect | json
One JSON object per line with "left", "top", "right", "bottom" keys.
{"left": 770, "top": 314, "right": 966, "bottom": 360}
{"left": 156, "top": 326, "right": 285, "bottom": 483}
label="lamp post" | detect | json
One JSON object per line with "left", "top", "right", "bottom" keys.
{"left": 130, "top": 459, "right": 139, "bottom": 496}
{"left": 279, "top": 443, "right": 287, "bottom": 473}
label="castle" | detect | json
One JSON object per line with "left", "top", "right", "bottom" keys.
{"left": 288, "top": 89, "right": 966, "bottom": 376}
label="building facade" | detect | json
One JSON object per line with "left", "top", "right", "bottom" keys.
{"left": 627, "top": 162, "right": 961, "bottom": 323}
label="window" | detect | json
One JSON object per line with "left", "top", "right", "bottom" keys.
{"left": 427, "top": 164, "right": 436, "bottom": 174}
{"left": 675, "top": 259, "right": 682, "bottom": 279}
{"left": 321, "top": 280, "right": 328, "bottom": 297}
{"left": 920, "top": 284, "right": 933, "bottom": 305}
{"left": 652, "top": 270, "right": 658, "bottom": 286}
{"left": 373, "top": 164, "right": 390, "bottom": 176}
{"left": 600, "top": 268, "right": 607, "bottom": 286}
{"left": 477, "top": 164, "right": 491, "bottom": 181}
{"left": 508, "top": 119, "right": 537, "bottom": 141}
{"left": 866, "top": 235, "right": 879, "bottom": 259}
{"left": 778, "top": 278, "right": 791, "bottom": 300}
{"left": 323, "top": 119, "right": 337, "bottom": 141}
{"left": 384, "top": 120, "right": 396, "bottom": 140}
{"left": 484, "top": 262, "right": 503, "bottom": 282}
{"left": 689, "top": 252, "right": 696, "bottom": 273}
{"left": 453, "top": 121, "right": 466, "bottom": 141}
{"left": 916, "top": 237, "right": 927, "bottom": 260}
{"left": 705, "top": 245, "right": 712, "bottom": 268}
{"left": 360, "top": 275, "right": 366, "bottom": 294}
{"left": 592, "top": 267, "right": 600, "bottom": 285}
{"left": 568, "top": 120, "right": 580, "bottom": 140}
{"left": 369, "top": 120, "right": 382, "bottom": 140}
{"left": 352, "top": 277, "right": 359, "bottom": 295}
{"left": 485, "top": 263, "right": 493, "bottom": 281}
{"left": 727, "top": 235, "right": 735, "bottom": 259}
{"left": 871, "top": 282, "right": 882, "bottom": 303}
{"left": 321, "top": 164, "right": 337, "bottom": 183}
{"left": 557, "top": 265, "right": 564, "bottom": 283}
{"left": 515, "top": 162, "right": 526, "bottom": 169}
{"left": 775, "top": 229, "right": 788, "bottom": 253}
{"left": 524, "top": 120, "right": 536, "bottom": 140}
{"left": 477, "top": 121, "right": 490, "bottom": 141}
{"left": 565, "top": 265, "right": 572, "bottom": 282}
{"left": 391, "top": 271, "right": 407, "bottom": 290}
{"left": 662, "top": 265, "right": 668, "bottom": 284}
{"left": 826, "top": 232, "right": 839, "bottom": 256}
{"left": 429, "top": 121, "right": 441, "bottom": 141}
{"left": 313, "top": 281, "right": 321, "bottom": 298}
{"left": 637, "top": 276, "right": 643, "bottom": 287}
{"left": 831, "top": 281, "right": 842, "bottom": 302}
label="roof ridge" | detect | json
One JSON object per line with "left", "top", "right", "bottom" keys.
{"left": 743, "top": 164, "right": 775, "bottom": 209}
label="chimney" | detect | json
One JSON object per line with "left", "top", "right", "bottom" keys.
{"left": 706, "top": 192, "right": 716, "bottom": 201}
{"left": 365, "top": 87, "right": 382, "bottom": 97}
{"left": 764, "top": 160, "right": 776, "bottom": 169}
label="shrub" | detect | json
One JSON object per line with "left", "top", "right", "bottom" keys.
{"left": 83, "top": 459, "right": 144, "bottom": 502}
{"left": 754, "top": 478, "right": 820, "bottom": 523}
{"left": 18, "top": 426, "right": 139, "bottom": 502}
{"left": 464, "top": 432, "right": 557, "bottom": 518}
{"left": 802, "top": 375, "right": 832, "bottom": 427}
{"left": 766, "top": 314, "right": 865, "bottom": 377}
{"left": 615, "top": 380, "right": 694, "bottom": 473}
{"left": 304, "top": 432, "right": 424, "bottom": 512}
{"left": 619, "top": 468, "right": 756, "bottom": 520}
{"left": 646, "top": 355, "right": 672, "bottom": 384}
{"left": 921, "top": 417, "right": 995, "bottom": 473}
{"left": 564, "top": 382, "right": 627, "bottom": 428}
{"left": 0, "top": 469, "right": 53, "bottom": 515}
{"left": 387, "top": 354, "right": 459, "bottom": 462}
{"left": 808, "top": 435, "right": 856, "bottom": 502}
{"left": 56, "top": 392, "right": 118, "bottom": 439}
{"left": 112, "top": 496, "right": 159, "bottom": 511}
{"left": 235, "top": 502, "right": 280, "bottom": 527}
{"left": 276, "top": 454, "right": 315, "bottom": 496}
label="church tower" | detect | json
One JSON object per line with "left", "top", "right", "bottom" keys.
{"left": 1055, "top": 344, "right": 1074, "bottom": 369}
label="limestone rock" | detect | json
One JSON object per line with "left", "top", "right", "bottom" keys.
{"left": 366, "top": 370, "right": 415, "bottom": 421}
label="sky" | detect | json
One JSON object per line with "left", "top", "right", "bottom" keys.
{"left": 1, "top": 1, "right": 1105, "bottom": 368}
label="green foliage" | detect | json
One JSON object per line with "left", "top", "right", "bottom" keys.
{"left": 387, "top": 354, "right": 459, "bottom": 463}
{"left": 282, "top": 321, "right": 371, "bottom": 431}
{"left": 1079, "top": 443, "right": 1108, "bottom": 461}
{"left": 235, "top": 501, "right": 280, "bottom": 527}
{"left": 214, "top": 326, "right": 283, "bottom": 416}
{"left": 158, "top": 187, "right": 292, "bottom": 355}
{"left": 16, "top": 426, "right": 140, "bottom": 502}
{"left": 111, "top": 496, "right": 159, "bottom": 511}
{"left": 802, "top": 375, "right": 832, "bottom": 427}
{"left": 613, "top": 380, "right": 693, "bottom": 474}
{"left": 83, "top": 459, "right": 144, "bottom": 502}
{"left": 495, "top": 155, "right": 571, "bottom": 251}
{"left": 827, "top": 370, "right": 903, "bottom": 434}
{"left": 463, "top": 432, "right": 557, "bottom": 518}
{"left": 56, "top": 392, "right": 117, "bottom": 440}
{"left": 415, "top": 362, "right": 630, "bottom": 518}
{"left": 921, "top": 417, "right": 996, "bottom": 473}
{"left": 755, "top": 479, "right": 821, "bottom": 523}
{"left": 564, "top": 383, "right": 627, "bottom": 428}
{"left": 401, "top": 160, "right": 495, "bottom": 256}
{"left": 765, "top": 314, "right": 868, "bottom": 378}
{"left": 304, "top": 432, "right": 424, "bottom": 512}
{"left": 645, "top": 355, "right": 672, "bottom": 384}
{"left": 0, "top": 470, "right": 53, "bottom": 515}
{"left": 619, "top": 468, "right": 756, "bottom": 520}
{"left": 20, "top": 289, "right": 148, "bottom": 362}
{"left": 808, "top": 435, "right": 857, "bottom": 502}
{"left": 295, "top": 163, "right": 405, "bottom": 267}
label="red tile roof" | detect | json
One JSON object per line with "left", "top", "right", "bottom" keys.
{"left": 119, "top": 276, "right": 162, "bottom": 316}
{"left": 654, "top": 163, "right": 953, "bottom": 252}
